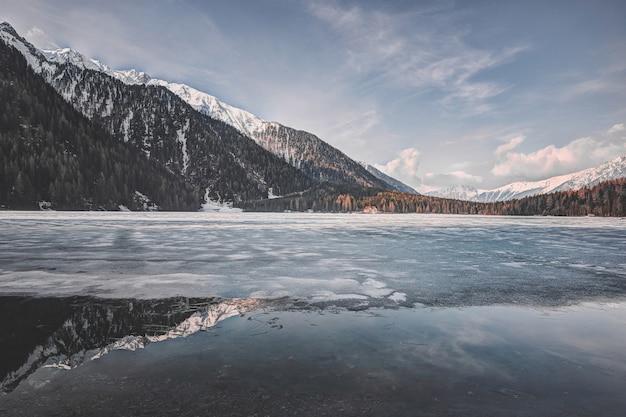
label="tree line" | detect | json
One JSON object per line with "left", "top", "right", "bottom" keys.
{"left": 241, "top": 179, "right": 626, "bottom": 217}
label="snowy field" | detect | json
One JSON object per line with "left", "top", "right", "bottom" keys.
{"left": 1, "top": 211, "right": 625, "bottom": 416}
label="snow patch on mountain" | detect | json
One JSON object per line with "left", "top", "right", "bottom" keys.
{"left": 177, "top": 118, "right": 190, "bottom": 173}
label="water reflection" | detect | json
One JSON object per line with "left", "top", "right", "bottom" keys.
{"left": 1, "top": 297, "right": 625, "bottom": 416}
{"left": 0, "top": 296, "right": 258, "bottom": 393}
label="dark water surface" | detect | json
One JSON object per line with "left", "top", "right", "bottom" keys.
{"left": 1, "top": 297, "right": 625, "bottom": 416}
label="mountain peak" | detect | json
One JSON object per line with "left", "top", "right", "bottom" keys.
{"left": 41, "top": 47, "right": 153, "bottom": 85}
{"left": 0, "top": 21, "right": 18, "bottom": 36}
{"left": 42, "top": 47, "right": 106, "bottom": 72}
{"left": 116, "top": 68, "right": 152, "bottom": 84}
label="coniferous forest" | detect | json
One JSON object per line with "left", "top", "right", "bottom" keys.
{"left": 0, "top": 40, "right": 201, "bottom": 210}
{"left": 242, "top": 179, "right": 626, "bottom": 217}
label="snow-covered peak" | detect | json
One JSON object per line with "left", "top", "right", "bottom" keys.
{"left": 41, "top": 47, "right": 152, "bottom": 85}
{"left": 0, "top": 22, "right": 55, "bottom": 74}
{"left": 424, "top": 185, "right": 485, "bottom": 201}
{"left": 112, "top": 68, "right": 152, "bottom": 84}
{"left": 34, "top": 40, "right": 266, "bottom": 139}
{"left": 42, "top": 47, "right": 108, "bottom": 72}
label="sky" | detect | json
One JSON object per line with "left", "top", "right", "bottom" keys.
{"left": 2, "top": 0, "right": 625, "bottom": 191}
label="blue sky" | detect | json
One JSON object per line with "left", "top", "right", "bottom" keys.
{"left": 2, "top": 0, "right": 625, "bottom": 190}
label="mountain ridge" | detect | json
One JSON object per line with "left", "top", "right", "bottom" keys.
{"left": 0, "top": 22, "right": 314, "bottom": 207}
{"left": 425, "top": 153, "right": 626, "bottom": 202}
{"left": 36, "top": 41, "right": 399, "bottom": 191}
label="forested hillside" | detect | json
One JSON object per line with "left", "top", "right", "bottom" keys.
{"left": 45, "top": 64, "right": 313, "bottom": 202}
{"left": 0, "top": 22, "right": 313, "bottom": 208}
{"left": 0, "top": 40, "right": 200, "bottom": 210}
{"left": 487, "top": 179, "right": 626, "bottom": 216}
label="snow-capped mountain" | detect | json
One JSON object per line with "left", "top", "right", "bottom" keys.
{"left": 1, "top": 21, "right": 398, "bottom": 208}
{"left": 148, "top": 80, "right": 266, "bottom": 138}
{"left": 143, "top": 80, "right": 392, "bottom": 189}
{"left": 425, "top": 153, "right": 626, "bottom": 202}
{"left": 36, "top": 40, "right": 392, "bottom": 190}
{"left": 423, "top": 185, "right": 483, "bottom": 201}
{"left": 1, "top": 22, "right": 316, "bottom": 207}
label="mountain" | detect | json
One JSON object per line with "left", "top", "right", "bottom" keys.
{"left": 423, "top": 185, "right": 481, "bottom": 201}
{"left": 0, "top": 37, "right": 201, "bottom": 210}
{"left": 425, "top": 153, "right": 626, "bottom": 202}
{"left": 360, "top": 163, "right": 418, "bottom": 194}
{"left": 1, "top": 22, "right": 314, "bottom": 208}
{"left": 135, "top": 80, "right": 393, "bottom": 190}
{"left": 36, "top": 42, "right": 394, "bottom": 190}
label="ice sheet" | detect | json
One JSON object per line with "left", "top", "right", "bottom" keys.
{"left": 0, "top": 211, "right": 624, "bottom": 306}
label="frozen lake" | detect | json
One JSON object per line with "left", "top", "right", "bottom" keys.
{"left": 1, "top": 211, "right": 625, "bottom": 415}
{"left": 1, "top": 211, "right": 625, "bottom": 305}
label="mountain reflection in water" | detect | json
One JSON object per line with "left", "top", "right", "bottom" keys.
{"left": 1, "top": 297, "right": 625, "bottom": 416}
{"left": 0, "top": 296, "right": 258, "bottom": 393}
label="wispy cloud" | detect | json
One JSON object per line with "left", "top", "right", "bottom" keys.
{"left": 307, "top": 1, "right": 527, "bottom": 114}
{"left": 607, "top": 123, "right": 625, "bottom": 134}
{"left": 495, "top": 135, "right": 525, "bottom": 156}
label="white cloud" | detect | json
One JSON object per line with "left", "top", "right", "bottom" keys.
{"left": 607, "top": 123, "right": 625, "bottom": 134}
{"left": 491, "top": 126, "right": 626, "bottom": 178}
{"left": 374, "top": 148, "right": 422, "bottom": 186}
{"left": 495, "top": 135, "right": 525, "bottom": 156}
{"left": 448, "top": 171, "right": 483, "bottom": 182}
{"left": 24, "top": 26, "right": 58, "bottom": 49}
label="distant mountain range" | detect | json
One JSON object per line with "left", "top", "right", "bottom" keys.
{"left": 425, "top": 153, "right": 626, "bottom": 202}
